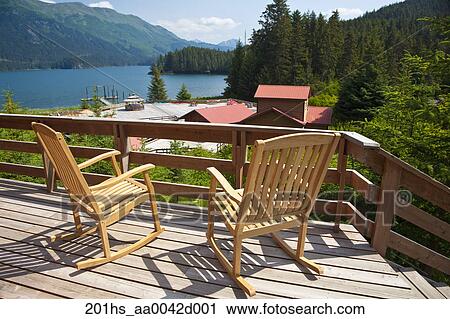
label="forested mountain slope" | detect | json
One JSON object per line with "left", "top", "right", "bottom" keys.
{"left": 0, "top": 0, "right": 224, "bottom": 70}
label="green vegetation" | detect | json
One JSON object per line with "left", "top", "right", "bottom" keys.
{"left": 336, "top": 18, "right": 449, "bottom": 282}
{"left": 2, "top": 90, "right": 21, "bottom": 114}
{"left": 225, "top": 0, "right": 449, "bottom": 102}
{"left": 308, "top": 81, "right": 340, "bottom": 107}
{"left": 176, "top": 84, "right": 192, "bottom": 101}
{"left": 334, "top": 62, "right": 386, "bottom": 121}
{"left": 147, "top": 65, "right": 168, "bottom": 102}
{"left": 157, "top": 46, "right": 233, "bottom": 74}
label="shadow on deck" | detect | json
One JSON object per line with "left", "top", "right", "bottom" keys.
{"left": 0, "top": 178, "right": 447, "bottom": 299}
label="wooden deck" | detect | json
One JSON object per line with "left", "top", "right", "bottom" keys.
{"left": 0, "top": 178, "right": 447, "bottom": 299}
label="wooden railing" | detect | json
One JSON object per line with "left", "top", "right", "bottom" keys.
{"left": 0, "top": 114, "right": 448, "bottom": 276}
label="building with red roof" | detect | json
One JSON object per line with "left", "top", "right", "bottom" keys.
{"left": 241, "top": 84, "right": 333, "bottom": 129}
{"left": 180, "top": 103, "right": 255, "bottom": 124}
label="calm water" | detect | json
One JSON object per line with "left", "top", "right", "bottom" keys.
{"left": 0, "top": 66, "right": 226, "bottom": 109}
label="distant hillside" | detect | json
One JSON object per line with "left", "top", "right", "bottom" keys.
{"left": 217, "top": 39, "right": 239, "bottom": 50}
{"left": 0, "top": 0, "right": 224, "bottom": 70}
{"left": 158, "top": 47, "right": 233, "bottom": 74}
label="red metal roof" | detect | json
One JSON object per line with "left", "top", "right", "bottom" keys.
{"left": 184, "top": 103, "right": 255, "bottom": 124}
{"left": 254, "top": 85, "right": 311, "bottom": 100}
{"left": 240, "top": 106, "right": 332, "bottom": 127}
{"left": 306, "top": 106, "right": 333, "bottom": 125}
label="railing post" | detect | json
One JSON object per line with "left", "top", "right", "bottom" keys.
{"left": 334, "top": 138, "right": 348, "bottom": 232}
{"left": 114, "top": 124, "right": 131, "bottom": 173}
{"left": 232, "top": 130, "right": 246, "bottom": 189}
{"left": 372, "top": 160, "right": 401, "bottom": 256}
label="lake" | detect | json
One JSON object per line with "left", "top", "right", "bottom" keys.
{"left": 0, "top": 66, "right": 227, "bottom": 109}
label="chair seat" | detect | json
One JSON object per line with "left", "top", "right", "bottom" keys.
{"left": 212, "top": 192, "right": 298, "bottom": 233}
{"left": 92, "top": 179, "right": 148, "bottom": 216}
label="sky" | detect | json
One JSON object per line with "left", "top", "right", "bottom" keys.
{"left": 39, "top": 0, "right": 403, "bottom": 43}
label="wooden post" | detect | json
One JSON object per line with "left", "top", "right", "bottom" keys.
{"left": 114, "top": 124, "right": 131, "bottom": 173}
{"left": 334, "top": 138, "right": 347, "bottom": 232}
{"left": 232, "top": 130, "right": 246, "bottom": 189}
{"left": 372, "top": 160, "right": 401, "bottom": 256}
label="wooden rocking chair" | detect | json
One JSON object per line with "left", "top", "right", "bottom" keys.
{"left": 32, "top": 123, "right": 164, "bottom": 270}
{"left": 207, "top": 132, "right": 340, "bottom": 296}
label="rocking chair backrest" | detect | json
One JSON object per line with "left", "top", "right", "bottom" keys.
{"left": 32, "top": 123, "right": 92, "bottom": 200}
{"left": 240, "top": 133, "right": 340, "bottom": 224}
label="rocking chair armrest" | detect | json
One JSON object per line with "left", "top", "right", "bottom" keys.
{"left": 78, "top": 150, "right": 121, "bottom": 170}
{"left": 207, "top": 167, "right": 241, "bottom": 203}
{"left": 90, "top": 163, "right": 155, "bottom": 191}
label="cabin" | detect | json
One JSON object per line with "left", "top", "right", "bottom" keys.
{"left": 180, "top": 103, "right": 255, "bottom": 124}
{"left": 240, "top": 84, "right": 333, "bottom": 129}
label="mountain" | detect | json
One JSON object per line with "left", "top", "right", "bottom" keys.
{"left": 0, "top": 0, "right": 224, "bottom": 70}
{"left": 217, "top": 39, "right": 239, "bottom": 50}
{"left": 186, "top": 39, "right": 235, "bottom": 51}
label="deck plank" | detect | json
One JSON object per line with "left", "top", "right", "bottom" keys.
{"left": 397, "top": 267, "right": 445, "bottom": 299}
{"left": 0, "top": 225, "right": 418, "bottom": 299}
{"left": 0, "top": 181, "right": 369, "bottom": 241}
{"left": 0, "top": 279, "right": 61, "bottom": 299}
{"left": 0, "top": 216, "right": 410, "bottom": 291}
{"left": 0, "top": 206, "right": 404, "bottom": 277}
{"left": 0, "top": 178, "right": 441, "bottom": 299}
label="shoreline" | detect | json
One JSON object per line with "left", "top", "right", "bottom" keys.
{"left": 0, "top": 65, "right": 228, "bottom": 76}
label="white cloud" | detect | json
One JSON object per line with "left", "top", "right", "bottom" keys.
{"left": 39, "top": 0, "right": 56, "bottom": 4}
{"left": 330, "top": 8, "right": 364, "bottom": 19}
{"left": 158, "top": 17, "right": 241, "bottom": 42}
{"left": 88, "top": 1, "right": 114, "bottom": 10}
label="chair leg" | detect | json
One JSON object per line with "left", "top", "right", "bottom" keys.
{"left": 73, "top": 205, "right": 83, "bottom": 234}
{"left": 232, "top": 237, "right": 242, "bottom": 277}
{"left": 144, "top": 173, "right": 164, "bottom": 232}
{"left": 74, "top": 193, "right": 165, "bottom": 270}
{"left": 98, "top": 220, "right": 111, "bottom": 259}
{"left": 149, "top": 189, "right": 163, "bottom": 232}
{"left": 206, "top": 211, "right": 255, "bottom": 296}
{"left": 272, "top": 224, "right": 323, "bottom": 275}
{"left": 75, "top": 220, "right": 164, "bottom": 270}
{"left": 50, "top": 205, "right": 93, "bottom": 242}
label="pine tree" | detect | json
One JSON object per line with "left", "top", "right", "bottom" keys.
{"left": 325, "top": 10, "right": 344, "bottom": 80}
{"left": 311, "top": 13, "right": 328, "bottom": 81}
{"left": 253, "top": 0, "right": 292, "bottom": 84}
{"left": 176, "top": 84, "right": 192, "bottom": 101}
{"left": 224, "top": 40, "right": 245, "bottom": 97}
{"left": 334, "top": 62, "right": 386, "bottom": 121}
{"left": 290, "top": 10, "right": 309, "bottom": 84}
{"left": 238, "top": 49, "right": 258, "bottom": 100}
{"left": 338, "top": 31, "right": 358, "bottom": 77}
{"left": 147, "top": 65, "right": 168, "bottom": 102}
{"left": 1, "top": 90, "right": 21, "bottom": 114}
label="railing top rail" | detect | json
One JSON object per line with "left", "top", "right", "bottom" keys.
{"left": 0, "top": 113, "right": 380, "bottom": 149}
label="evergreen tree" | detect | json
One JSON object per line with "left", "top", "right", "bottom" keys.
{"left": 290, "top": 10, "right": 310, "bottom": 84}
{"left": 224, "top": 40, "right": 245, "bottom": 97}
{"left": 311, "top": 13, "right": 328, "bottom": 81}
{"left": 176, "top": 84, "right": 192, "bottom": 101}
{"left": 1, "top": 90, "right": 21, "bottom": 114}
{"left": 147, "top": 65, "right": 168, "bottom": 102}
{"left": 253, "top": 0, "right": 292, "bottom": 84}
{"left": 325, "top": 10, "right": 344, "bottom": 80}
{"left": 238, "top": 49, "right": 258, "bottom": 100}
{"left": 334, "top": 62, "right": 386, "bottom": 121}
{"left": 338, "top": 31, "right": 358, "bottom": 77}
